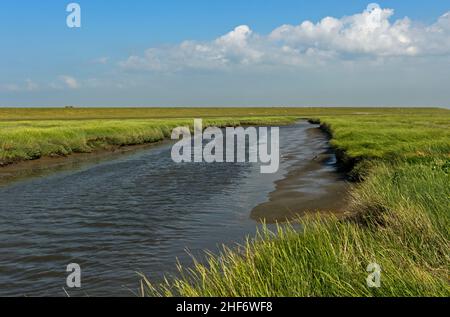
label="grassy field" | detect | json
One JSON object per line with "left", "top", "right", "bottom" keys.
{"left": 0, "top": 116, "right": 296, "bottom": 165}
{"left": 0, "top": 107, "right": 441, "bottom": 121}
{"left": 0, "top": 107, "right": 447, "bottom": 165}
{"left": 0, "top": 107, "right": 449, "bottom": 296}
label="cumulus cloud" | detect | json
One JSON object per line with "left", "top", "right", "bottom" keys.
{"left": 270, "top": 4, "right": 417, "bottom": 56}
{"left": 120, "top": 25, "right": 263, "bottom": 71}
{"left": 59, "top": 75, "right": 79, "bottom": 89}
{"left": 120, "top": 4, "right": 450, "bottom": 72}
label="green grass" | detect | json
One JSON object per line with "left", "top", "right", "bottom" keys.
{"left": 137, "top": 108, "right": 450, "bottom": 297}
{"left": 316, "top": 114, "right": 450, "bottom": 161}
{"left": 0, "top": 116, "right": 296, "bottom": 165}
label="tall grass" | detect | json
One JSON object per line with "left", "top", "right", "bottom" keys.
{"left": 141, "top": 111, "right": 450, "bottom": 297}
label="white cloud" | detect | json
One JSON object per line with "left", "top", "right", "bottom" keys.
{"left": 120, "top": 4, "right": 450, "bottom": 72}
{"left": 120, "top": 29, "right": 250, "bottom": 71}
{"left": 120, "top": 25, "right": 264, "bottom": 71}
{"left": 269, "top": 4, "right": 417, "bottom": 56}
{"left": 59, "top": 75, "right": 79, "bottom": 89}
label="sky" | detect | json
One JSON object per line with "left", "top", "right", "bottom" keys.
{"left": 0, "top": 0, "right": 449, "bottom": 107}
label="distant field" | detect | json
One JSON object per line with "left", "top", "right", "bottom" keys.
{"left": 0, "top": 107, "right": 445, "bottom": 121}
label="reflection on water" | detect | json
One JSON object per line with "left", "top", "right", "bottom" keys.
{"left": 0, "top": 122, "right": 347, "bottom": 296}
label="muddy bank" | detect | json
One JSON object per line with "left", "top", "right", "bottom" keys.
{"left": 308, "top": 119, "right": 361, "bottom": 175}
{"left": 251, "top": 126, "right": 350, "bottom": 223}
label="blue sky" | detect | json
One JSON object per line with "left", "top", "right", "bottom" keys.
{"left": 1, "top": 1, "right": 450, "bottom": 107}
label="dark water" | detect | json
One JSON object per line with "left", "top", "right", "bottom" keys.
{"left": 0, "top": 122, "right": 345, "bottom": 296}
